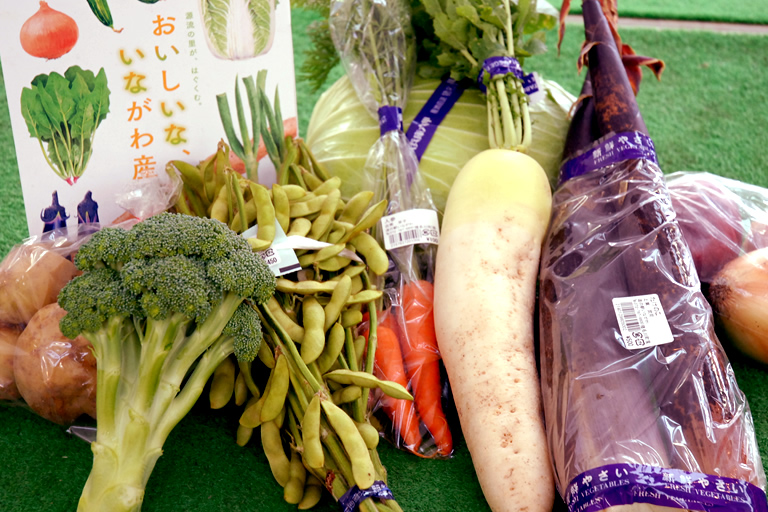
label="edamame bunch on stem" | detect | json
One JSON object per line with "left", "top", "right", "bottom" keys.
{"left": 168, "top": 72, "right": 410, "bottom": 511}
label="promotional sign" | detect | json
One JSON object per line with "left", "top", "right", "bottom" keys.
{"left": 0, "top": 0, "right": 298, "bottom": 235}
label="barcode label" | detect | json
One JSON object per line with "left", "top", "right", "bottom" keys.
{"left": 612, "top": 294, "right": 674, "bottom": 350}
{"left": 380, "top": 209, "right": 440, "bottom": 251}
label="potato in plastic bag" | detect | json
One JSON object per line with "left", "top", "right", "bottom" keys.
{"left": 14, "top": 303, "right": 97, "bottom": 425}
{"left": 0, "top": 243, "right": 79, "bottom": 325}
{"left": 0, "top": 323, "right": 24, "bottom": 401}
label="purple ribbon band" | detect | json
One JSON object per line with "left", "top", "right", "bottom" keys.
{"left": 559, "top": 131, "right": 659, "bottom": 183}
{"left": 339, "top": 481, "right": 395, "bottom": 512}
{"left": 566, "top": 463, "right": 767, "bottom": 512}
{"left": 378, "top": 106, "right": 403, "bottom": 136}
{"left": 405, "top": 77, "right": 466, "bottom": 161}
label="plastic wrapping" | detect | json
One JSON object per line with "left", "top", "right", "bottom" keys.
{"left": 0, "top": 175, "right": 178, "bottom": 423}
{"left": 538, "top": 137, "right": 768, "bottom": 509}
{"left": 0, "top": 227, "right": 96, "bottom": 423}
{"left": 329, "top": 0, "right": 454, "bottom": 457}
{"left": 666, "top": 171, "right": 768, "bottom": 285}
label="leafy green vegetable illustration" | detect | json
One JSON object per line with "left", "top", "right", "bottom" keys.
{"left": 20, "top": 65, "right": 110, "bottom": 185}
{"left": 200, "top": 0, "right": 276, "bottom": 60}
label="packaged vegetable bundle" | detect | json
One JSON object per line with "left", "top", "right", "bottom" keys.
{"left": 328, "top": 0, "right": 454, "bottom": 459}
{"left": 0, "top": 172, "right": 181, "bottom": 425}
{"left": 537, "top": 1, "right": 767, "bottom": 510}
{"left": 0, "top": 228, "right": 91, "bottom": 423}
{"left": 665, "top": 171, "right": 768, "bottom": 285}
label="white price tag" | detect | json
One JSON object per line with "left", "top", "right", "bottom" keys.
{"left": 612, "top": 294, "right": 674, "bottom": 350}
{"left": 380, "top": 209, "right": 440, "bottom": 251}
{"left": 242, "top": 221, "right": 301, "bottom": 277}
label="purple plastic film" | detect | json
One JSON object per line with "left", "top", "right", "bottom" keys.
{"left": 405, "top": 77, "right": 466, "bottom": 161}
{"left": 560, "top": 131, "right": 659, "bottom": 183}
{"left": 566, "top": 463, "right": 768, "bottom": 512}
{"left": 339, "top": 481, "right": 395, "bottom": 512}
{"left": 378, "top": 106, "right": 403, "bottom": 136}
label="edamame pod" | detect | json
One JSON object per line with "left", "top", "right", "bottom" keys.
{"left": 309, "top": 190, "right": 341, "bottom": 241}
{"left": 301, "top": 395, "right": 324, "bottom": 469}
{"left": 276, "top": 278, "right": 337, "bottom": 295}
{"left": 170, "top": 160, "right": 205, "bottom": 194}
{"left": 234, "top": 371, "right": 249, "bottom": 406}
{"left": 210, "top": 184, "right": 230, "bottom": 223}
{"left": 262, "top": 419, "right": 291, "bottom": 487}
{"left": 261, "top": 354, "right": 291, "bottom": 423}
{"left": 282, "top": 184, "right": 307, "bottom": 200}
{"left": 250, "top": 182, "right": 276, "bottom": 244}
{"left": 316, "top": 323, "right": 346, "bottom": 374}
{"left": 355, "top": 421, "right": 380, "bottom": 449}
{"left": 283, "top": 450, "right": 307, "bottom": 504}
{"left": 301, "top": 297, "right": 326, "bottom": 364}
{"left": 346, "top": 289, "right": 384, "bottom": 305}
{"left": 267, "top": 296, "right": 305, "bottom": 342}
{"left": 236, "top": 424, "right": 254, "bottom": 447}
{"left": 290, "top": 195, "right": 327, "bottom": 217}
{"left": 320, "top": 400, "right": 375, "bottom": 489}
{"left": 302, "top": 169, "right": 325, "bottom": 190}
{"left": 341, "top": 309, "right": 364, "bottom": 328}
{"left": 311, "top": 175, "right": 342, "bottom": 196}
{"left": 324, "top": 369, "right": 413, "bottom": 400}
{"left": 317, "top": 255, "right": 353, "bottom": 272}
{"left": 247, "top": 237, "right": 272, "bottom": 252}
{"left": 208, "top": 357, "right": 236, "bottom": 409}
{"left": 350, "top": 232, "right": 389, "bottom": 276}
{"left": 323, "top": 275, "right": 352, "bottom": 331}
{"left": 338, "top": 190, "right": 375, "bottom": 224}
{"left": 272, "top": 183, "right": 291, "bottom": 232}
{"left": 258, "top": 341, "right": 276, "bottom": 369}
{"left": 332, "top": 385, "right": 362, "bottom": 405}
{"left": 239, "top": 394, "right": 265, "bottom": 428}
{"left": 298, "top": 475, "right": 324, "bottom": 510}
{"left": 287, "top": 217, "right": 313, "bottom": 237}
{"left": 341, "top": 199, "right": 388, "bottom": 243}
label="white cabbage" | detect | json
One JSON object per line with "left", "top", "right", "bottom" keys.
{"left": 306, "top": 75, "right": 575, "bottom": 213}
{"left": 200, "top": 0, "right": 275, "bottom": 60}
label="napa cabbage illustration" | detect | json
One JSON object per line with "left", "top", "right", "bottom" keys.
{"left": 200, "top": 0, "right": 276, "bottom": 60}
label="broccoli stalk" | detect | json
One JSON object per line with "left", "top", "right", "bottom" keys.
{"left": 57, "top": 213, "right": 276, "bottom": 512}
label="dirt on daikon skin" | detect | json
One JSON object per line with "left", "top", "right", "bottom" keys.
{"left": 435, "top": 219, "right": 554, "bottom": 512}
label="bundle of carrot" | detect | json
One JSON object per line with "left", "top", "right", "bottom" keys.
{"left": 538, "top": 1, "right": 768, "bottom": 510}
{"left": 328, "top": 0, "right": 454, "bottom": 458}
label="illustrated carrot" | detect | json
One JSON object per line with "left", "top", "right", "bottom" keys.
{"left": 400, "top": 279, "right": 453, "bottom": 456}
{"left": 370, "top": 313, "right": 423, "bottom": 452}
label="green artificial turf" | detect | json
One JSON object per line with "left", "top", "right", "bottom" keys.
{"left": 557, "top": 0, "right": 768, "bottom": 25}
{"left": 1, "top": 10, "right": 768, "bottom": 512}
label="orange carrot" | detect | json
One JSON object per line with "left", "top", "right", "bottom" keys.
{"left": 400, "top": 280, "right": 453, "bottom": 456}
{"left": 370, "top": 314, "right": 423, "bottom": 451}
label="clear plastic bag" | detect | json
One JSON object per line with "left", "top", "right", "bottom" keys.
{"left": 666, "top": 171, "right": 768, "bottom": 284}
{"left": 538, "top": 138, "right": 767, "bottom": 510}
{"left": 0, "top": 175, "right": 179, "bottom": 423}
{"left": 0, "top": 227, "right": 96, "bottom": 423}
{"left": 329, "top": 0, "right": 453, "bottom": 458}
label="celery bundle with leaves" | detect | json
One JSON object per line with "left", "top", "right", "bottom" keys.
{"left": 413, "top": 0, "right": 556, "bottom": 150}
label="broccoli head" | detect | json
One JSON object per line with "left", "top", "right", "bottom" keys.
{"left": 59, "top": 212, "right": 276, "bottom": 512}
